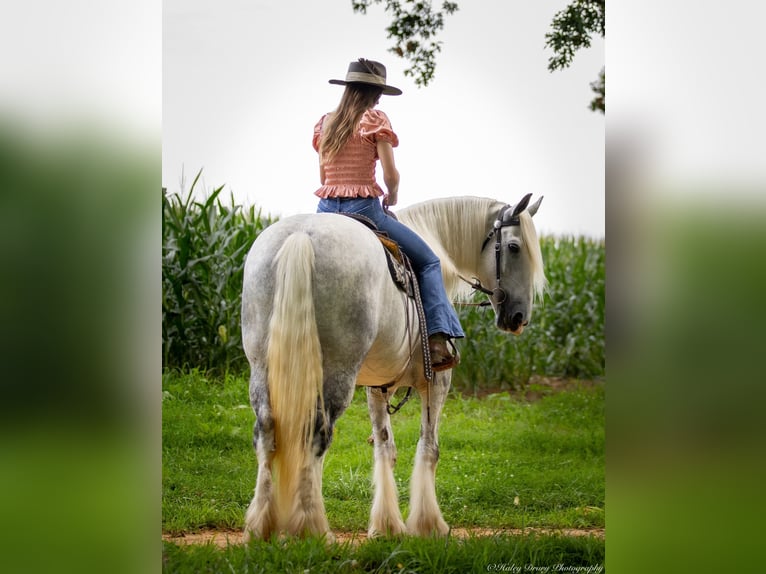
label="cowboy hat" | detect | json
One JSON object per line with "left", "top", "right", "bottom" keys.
{"left": 329, "top": 58, "right": 402, "bottom": 96}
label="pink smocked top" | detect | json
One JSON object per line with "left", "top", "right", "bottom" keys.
{"left": 313, "top": 108, "right": 399, "bottom": 199}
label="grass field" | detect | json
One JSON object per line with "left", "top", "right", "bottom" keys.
{"left": 162, "top": 371, "right": 604, "bottom": 572}
{"left": 163, "top": 533, "right": 605, "bottom": 573}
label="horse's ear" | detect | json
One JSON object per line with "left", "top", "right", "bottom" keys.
{"left": 511, "top": 193, "right": 533, "bottom": 217}
{"left": 527, "top": 195, "right": 543, "bottom": 217}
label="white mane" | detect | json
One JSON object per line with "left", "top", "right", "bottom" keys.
{"left": 396, "top": 196, "right": 547, "bottom": 302}
{"left": 518, "top": 210, "right": 548, "bottom": 302}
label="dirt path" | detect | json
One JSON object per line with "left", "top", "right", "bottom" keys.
{"left": 163, "top": 527, "right": 604, "bottom": 547}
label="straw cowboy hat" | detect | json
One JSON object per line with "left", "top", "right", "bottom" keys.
{"left": 329, "top": 58, "right": 402, "bottom": 96}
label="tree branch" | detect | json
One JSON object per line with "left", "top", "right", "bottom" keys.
{"left": 352, "top": 0, "right": 459, "bottom": 87}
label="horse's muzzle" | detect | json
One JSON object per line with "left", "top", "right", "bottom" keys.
{"left": 510, "top": 312, "right": 529, "bottom": 335}
{"left": 497, "top": 304, "right": 529, "bottom": 335}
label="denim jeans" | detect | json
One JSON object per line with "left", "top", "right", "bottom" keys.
{"left": 317, "top": 197, "right": 465, "bottom": 339}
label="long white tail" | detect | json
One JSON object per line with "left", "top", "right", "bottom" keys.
{"left": 266, "top": 232, "right": 325, "bottom": 530}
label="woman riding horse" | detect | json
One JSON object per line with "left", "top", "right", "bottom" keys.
{"left": 240, "top": 57, "right": 546, "bottom": 542}
{"left": 313, "top": 58, "right": 463, "bottom": 370}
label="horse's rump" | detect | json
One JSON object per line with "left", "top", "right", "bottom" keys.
{"left": 242, "top": 213, "right": 420, "bottom": 391}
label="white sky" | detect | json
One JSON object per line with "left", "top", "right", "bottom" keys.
{"left": 163, "top": 0, "right": 605, "bottom": 238}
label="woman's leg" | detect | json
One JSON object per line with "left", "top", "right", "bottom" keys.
{"left": 348, "top": 199, "right": 464, "bottom": 340}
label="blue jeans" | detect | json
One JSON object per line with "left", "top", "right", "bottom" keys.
{"left": 317, "top": 197, "right": 465, "bottom": 339}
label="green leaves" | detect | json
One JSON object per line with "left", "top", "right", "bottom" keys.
{"left": 162, "top": 171, "right": 275, "bottom": 374}
{"left": 351, "top": 0, "right": 459, "bottom": 87}
{"left": 589, "top": 67, "right": 605, "bottom": 114}
{"left": 544, "top": 0, "right": 606, "bottom": 112}
{"left": 544, "top": 0, "right": 605, "bottom": 73}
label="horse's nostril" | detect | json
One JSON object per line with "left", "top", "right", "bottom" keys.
{"left": 512, "top": 312, "right": 524, "bottom": 327}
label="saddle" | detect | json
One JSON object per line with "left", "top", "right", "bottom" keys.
{"left": 340, "top": 213, "right": 414, "bottom": 298}
{"left": 340, "top": 212, "right": 435, "bottom": 389}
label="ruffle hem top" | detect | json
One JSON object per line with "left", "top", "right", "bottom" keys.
{"left": 313, "top": 108, "right": 399, "bottom": 199}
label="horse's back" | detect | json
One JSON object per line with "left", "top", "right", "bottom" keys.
{"left": 243, "top": 213, "right": 390, "bottom": 298}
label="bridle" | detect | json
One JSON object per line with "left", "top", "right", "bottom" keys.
{"left": 459, "top": 193, "right": 533, "bottom": 306}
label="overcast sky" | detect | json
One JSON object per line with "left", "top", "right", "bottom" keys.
{"left": 163, "top": 0, "right": 605, "bottom": 238}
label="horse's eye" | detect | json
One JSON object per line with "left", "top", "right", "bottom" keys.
{"left": 508, "top": 242, "right": 521, "bottom": 254}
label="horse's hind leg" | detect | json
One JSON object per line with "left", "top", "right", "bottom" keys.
{"left": 406, "top": 372, "right": 451, "bottom": 536}
{"left": 287, "top": 450, "right": 332, "bottom": 541}
{"left": 287, "top": 375, "right": 356, "bottom": 541}
{"left": 244, "top": 374, "right": 277, "bottom": 541}
{"left": 367, "top": 387, "right": 407, "bottom": 537}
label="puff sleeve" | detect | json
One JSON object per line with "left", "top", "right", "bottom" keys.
{"left": 312, "top": 114, "right": 327, "bottom": 152}
{"left": 359, "top": 109, "right": 399, "bottom": 147}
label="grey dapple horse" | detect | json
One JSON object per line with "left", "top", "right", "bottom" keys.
{"left": 241, "top": 194, "right": 545, "bottom": 541}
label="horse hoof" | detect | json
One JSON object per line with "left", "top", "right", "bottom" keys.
{"left": 321, "top": 531, "right": 336, "bottom": 545}
{"left": 406, "top": 517, "right": 449, "bottom": 537}
{"left": 368, "top": 520, "right": 407, "bottom": 539}
{"left": 243, "top": 526, "right": 269, "bottom": 543}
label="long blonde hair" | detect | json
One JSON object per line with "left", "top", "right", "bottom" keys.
{"left": 319, "top": 84, "right": 384, "bottom": 161}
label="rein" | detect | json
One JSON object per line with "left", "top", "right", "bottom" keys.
{"left": 455, "top": 275, "right": 493, "bottom": 307}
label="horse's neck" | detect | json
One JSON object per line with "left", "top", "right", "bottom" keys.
{"left": 399, "top": 197, "right": 502, "bottom": 297}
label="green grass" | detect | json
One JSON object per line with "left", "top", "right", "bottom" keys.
{"left": 163, "top": 371, "right": 604, "bottom": 535}
{"left": 163, "top": 533, "right": 605, "bottom": 573}
{"left": 162, "top": 370, "right": 257, "bottom": 532}
{"left": 163, "top": 371, "right": 604, "bottom": 571}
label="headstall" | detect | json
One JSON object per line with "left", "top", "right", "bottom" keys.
{"left": 460, "top": 193, "right": 533, "bottom": 305}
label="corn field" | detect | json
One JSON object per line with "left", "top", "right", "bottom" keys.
{"left": 162, "top": 173, "right": 274, "bottom": 373}
{"left": 162, "top": 178, "right": 604, "bottom": 391}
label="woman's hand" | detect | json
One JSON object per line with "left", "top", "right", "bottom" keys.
{"left": 377, "top": 141, "right": 400, "bottom": 208}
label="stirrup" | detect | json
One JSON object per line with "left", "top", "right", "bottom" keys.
{"left": 431, "top": 338, "right": 460, "bottom": 372}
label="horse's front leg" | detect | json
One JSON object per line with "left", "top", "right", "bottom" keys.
{"left": 406, "top": 371, "right": 451, "bottom": 536}
{"left": 367, "top": 387, "right": 407, "bottom": 537}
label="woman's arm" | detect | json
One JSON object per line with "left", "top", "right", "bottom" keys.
{"left": 377, "top": 140, "right": 400, "bottom": 207}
